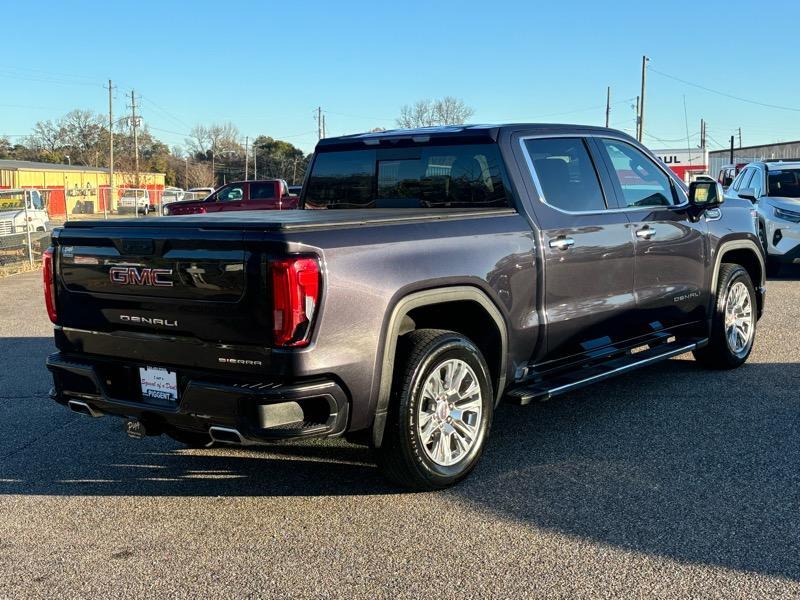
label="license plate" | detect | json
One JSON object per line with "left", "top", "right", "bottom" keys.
{"left": 139, "top": 367, "right": 178, "bottom": 402}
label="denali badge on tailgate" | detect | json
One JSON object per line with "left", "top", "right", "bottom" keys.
{"left": 119, "top": 315, "right": 178, "bottom": 327}
{"left": 109, "top": 266, "right": 174, "bottom": 287}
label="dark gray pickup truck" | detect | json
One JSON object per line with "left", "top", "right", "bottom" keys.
{"left": 44, "top": 124, "right": 766, "bottom": 489}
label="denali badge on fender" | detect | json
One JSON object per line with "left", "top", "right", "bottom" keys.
{"left": 109, "top": 266, "right": 174, "bottom": 287}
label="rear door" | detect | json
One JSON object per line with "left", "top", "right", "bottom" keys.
{"left": 593, "top": 137, "right": 709, "bottom": 334}
{"left": 515, "top": 135, "right": 638, "bottom": 363}
{"left": 245, "top": 181, "right": 281, "bottom": 210}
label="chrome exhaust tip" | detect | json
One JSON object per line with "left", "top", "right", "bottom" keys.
{"left": 208, "top": 426, "right": 247, "bottom": 445}
{"left": 67, "top": 400, "right": 104, "bottom": 418}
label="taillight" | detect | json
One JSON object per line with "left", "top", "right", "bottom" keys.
{"left": 270, "top": 256, "right": 320, "bottom": 347}
{"left": 43, "top": 247, "right": 57, "bottom": 324}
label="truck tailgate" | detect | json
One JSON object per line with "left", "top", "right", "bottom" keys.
{"left": 54, "top": 225, "right": 272, "bottom": 347}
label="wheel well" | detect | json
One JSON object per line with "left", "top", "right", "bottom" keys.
{"left": 721, "top": 248, "right": 762, "bottom": 288}
{"left": 719, "top": 248, "right": 764, "bottom": 313}
{"left": 404, "top": 300, "right": 503, "bottom": 398}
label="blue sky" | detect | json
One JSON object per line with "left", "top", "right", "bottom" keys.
{"left": 2, "top": 0, "right": 799, "bottom": 154}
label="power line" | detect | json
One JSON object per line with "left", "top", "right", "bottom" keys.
{"left": 643, "top": 130, "right": 700, "bottom": 144}
{"left": 648, "top": 66, "right": 800, "bottom": 113}
{"left": 535, "top": 97, "right": 637, "bottom": 119}
{"left": 138, "top": 94, "right": 193, "bottom": 130}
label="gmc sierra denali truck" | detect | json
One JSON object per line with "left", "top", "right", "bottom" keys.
{"left": 44, "top": 124, "right": 766, "bottom": 490}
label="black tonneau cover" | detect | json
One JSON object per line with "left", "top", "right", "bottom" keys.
{"left": 61, "top": 208, "right": 516, "bottom": 232}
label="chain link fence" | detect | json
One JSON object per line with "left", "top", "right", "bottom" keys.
{"left": 0, "top": 185, "right": 171, "bottom": 276}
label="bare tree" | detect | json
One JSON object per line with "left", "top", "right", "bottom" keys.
{"left": 27, "top": 119, "right": 66, "bottom": 154}
{"left": 186, "top": 125, "right": 212, "bottom": 156}
{"left": 397, "top": 97, "right": 474, "bottom": 128}
{"left": 61, "top": 109, "right": 104, "bottom": 166}
{"left": 434, "top": 96, "right": 474, "bottom": 126}
{"left": 186, "top": 160, "right": 214, "bottom": 188}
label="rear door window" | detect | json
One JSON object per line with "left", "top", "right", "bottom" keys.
{"left": 250, "top": 182, "right": 276, "bottom": 200}
{"left": 304, "top": 144, "right": 511, "bottom": 209}
{"left": 598, "top": 139, "right": 676, "bottom": 207}
{"left": 522, "top": 137, "right": 607, "bottom": 212}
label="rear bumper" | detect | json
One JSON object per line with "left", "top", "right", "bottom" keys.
{"left": 46, "top": 352, "right": 349, "bottom": 443}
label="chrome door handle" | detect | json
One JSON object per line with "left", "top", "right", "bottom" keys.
{"left": 549, "top": 237, "right": 575, "bottom": 250}
{"left": 636, "top": 227, "right": 656, "bottom": 239}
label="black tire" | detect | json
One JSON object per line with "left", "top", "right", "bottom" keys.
{"left": 376, "top": 329, "right": 494, "bottom": 490}
{"left": 166, "top": 429, "right": 215, "bottom": 448}
{"left": 693, "top": 263, "right": 757, "bottom": 369}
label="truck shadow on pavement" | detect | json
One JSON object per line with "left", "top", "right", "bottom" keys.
{"left": 771, "top": 264, "right": 800, "bottom": 281}
{"left": 1, "top": 336, "right": 798, "bottom": 580}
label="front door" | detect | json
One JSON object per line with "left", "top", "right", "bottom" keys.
{"left": 517, "top": 135, "right": 638, "bottom": 364}
{"left": 209, "top": 183, "right": 246, "bottom": 212}
{"left": 593, "top": 137, "right": 709, "bottom": 334}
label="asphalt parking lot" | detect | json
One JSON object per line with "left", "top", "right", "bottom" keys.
{"left": 0, "top": 269, "right": 798, "bottom": 598}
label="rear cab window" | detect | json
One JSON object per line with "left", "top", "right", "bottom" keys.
{"left": 303, "top": 143, "right": 511, "bottom": 209}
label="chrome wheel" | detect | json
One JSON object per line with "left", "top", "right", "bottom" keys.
{"left": 724, "top": 281, "right": 753, "bottom": 356}
{"left": 417, "top": 358, "right": 483, "bottom": 467}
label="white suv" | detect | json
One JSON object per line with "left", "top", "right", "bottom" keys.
{"left": 726, "top": 161, "right": 800, "bottom": 275}
{"left": 0, "top": 189, "right": 49, "bottom": 237}
{"left": 118, "top": 189, "right": 152, "bottom": 215}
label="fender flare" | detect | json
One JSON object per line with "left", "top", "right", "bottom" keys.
{"left": 371, "top": 286, "right": 508, "bottom": 447}
{"left": 712, "top": 238, "right": 766, "bottom": 292}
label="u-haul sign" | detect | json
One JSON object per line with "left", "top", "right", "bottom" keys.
{"left": 653, "top": 148, "right": 708, "bottom": 182}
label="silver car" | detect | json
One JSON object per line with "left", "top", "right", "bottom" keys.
{"left": 726, "top": 161, "right": 800, "bottom": 275}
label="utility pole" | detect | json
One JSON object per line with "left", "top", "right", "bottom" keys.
{"left": 730, "top": 135, "right": 735, "bottom": 165}
{"left": 107, "top": 79, "right": 113, "bottom": 219}
{"left": 322, "top": 114, "right": 326, "bottom": 139}
{"left": 244, "top": 136, "right": 249, "bottom": 181}
{"left": 738, "top": 127, "right": 742, "bottom": 149}
{"left": 635, "top": 96, "right": 641, "bottom": 140}
{"left": 130, "top": 90, "right": 140, "bottom": 188}
{"left": 638, "top": 56, "right": 649, "bottom": 142}
{"left": 700, "top": 119, "right": 706, "bottom": 149}
{"left": 317, "top": 106, "right": 323, "bottom": 140}
{"left": 605, "top": 86, "right": 611, "bottom": 128}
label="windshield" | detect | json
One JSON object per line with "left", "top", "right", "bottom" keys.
{"left": 768, "top": 169, "right": 800, "bottom": 198}
{"left": 0, "top": 191, "right": 25, "bottom": 210}
{"left": 121, "top": 190, "right": 146, "bottom": 198}
{"left": 304, "top": 143, "right": 511, "bottom": 209}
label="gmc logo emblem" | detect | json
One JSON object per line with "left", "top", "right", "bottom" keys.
{"left": 109, "top": 266, "right": 174, "bottom": 287}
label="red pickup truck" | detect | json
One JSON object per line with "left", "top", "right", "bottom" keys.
{"left": 164, "top": 179, "right": 298, "bottom": 215}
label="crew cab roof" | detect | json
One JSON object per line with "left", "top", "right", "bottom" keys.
{"left": 316, "top": 123, "right": 635, "bottom": 150}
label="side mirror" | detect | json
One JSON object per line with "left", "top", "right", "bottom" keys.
{"left": 738, "top": 188, "right": 758, "bottom": 202}
{"left": 689, "top": 180, "right": 725, "bottom": 208}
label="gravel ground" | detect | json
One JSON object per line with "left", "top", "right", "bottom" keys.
{"left": 0, "top": 268, "right": 798, "bottom": 599}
